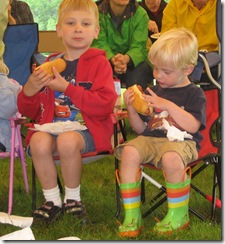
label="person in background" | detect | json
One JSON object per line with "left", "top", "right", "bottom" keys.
{"left": 0, "top": 60, "right": 21, "bottom": 152}
{"left": 140, "top": 0, "right": 167, "bottom": 43}
{"left": 0, "top": 0, "right": 8, "bottom": 60}
{"left": 17, "top": 0, "right": 117, "bottom": 225}
{"left": 114, "top": 27, "right": 206, "bottom": 237}
{"left": 8, "top": 0, "right": 34, "bottom": 24}
{"left": 92, "top": 0, "right": 154, "bottom": 90}
{"left": 161, "top": 0, "right": 219, "bottom": 83}
{"left": 8, "top": 0, "right": 16, "bottom": 25}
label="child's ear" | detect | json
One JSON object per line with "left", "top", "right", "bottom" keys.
{"left": 185, "top": 65, "right": 195, "bottom": 76}
{"left": 56, "top": 24, "right": 62, "bottom": 38}
{"left": 94, "top": 26, "right": 100, "bottom": 39}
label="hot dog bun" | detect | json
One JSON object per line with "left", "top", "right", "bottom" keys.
{"left": 35, "top": 58, "right": 66, "bottom": 76}
{"left": 129, "top": 84, "right": 153, "bottom": 115}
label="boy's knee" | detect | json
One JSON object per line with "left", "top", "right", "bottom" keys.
{"left": 121, "top": 145, "right": 140, "bottom": 161}
{"left": 161, "top": 151, "right": 184, "bottom": 171}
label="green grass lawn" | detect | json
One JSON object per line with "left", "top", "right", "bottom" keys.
{"left": 0, "top": 120, "right": 222, "bottom": 240}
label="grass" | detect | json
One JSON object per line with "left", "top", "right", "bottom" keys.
{"left": 0, "top": 120, "right": 222, "bottom": 240}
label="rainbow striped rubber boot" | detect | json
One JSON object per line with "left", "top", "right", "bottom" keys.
{"left": 153, "top": 177, "right": 191, "bottom": 235}
{"left": 118, "top": 179, "right": 143, "bottom": 237}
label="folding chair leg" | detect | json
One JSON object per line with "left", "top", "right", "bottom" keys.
{"left": 57, "top": 174, "right": 63, "bottom": 195}
{"left": 141, "top": 177, "right": 145, "bottom": 203}
{"left": 210, "top": 160, "right": 221, "bottom": 222}
{"left": 32, "top": 164, "right": 37, "bottom": 211}
{"left": 142, "top": 195, "right": 167, "bottom": 218}
{"left": 114, "top": 156, "right": 121, "bottom": 219}
{"left": 190, "top": 158, "right": 221, "bottom": 222}
{"left": 114, "top": 179, "right": 121, "bottom": 218}
{"left": 113, "top": 119, "right": 127, "bottom": 219}
{"left": 188, "top": 207, "right": 205, "bottom": 221}
{"left": 16, "top": 125, "right": 29, "bottom": 192}
{"left": 214, "top": 156, "right": 221, "bottom": 200}
{"left": 141, "top": 171, "right": 208, "bottom": 221}
{"left": 8, "top": 120, "right": 28, "bottom": 215}
{"left": 8, "top": 125, "right": 15, "bottom": 214}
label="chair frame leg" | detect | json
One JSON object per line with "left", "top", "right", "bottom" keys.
{"left": 16, "top": 124, "right": 29, "bottom": 192}
{"left": 8, "top": 125, "right": 15, "bottom": 215}
{"left": 8, "top": 120, "right": 28, "bottom": 215}
{"left": 114, "top": 118, "right": 127, "bottom": 219}
{"left": 114, "top": 122, "right": 120, "bottom": 218}
{"left": 32, "top": 163, "right": 37, "bottom": 211}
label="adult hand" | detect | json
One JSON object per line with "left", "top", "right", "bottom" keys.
{"left": 112, "top": 54, "right": 130, "bottom": 74}
{"left": 148, "top": 20, "right": 159, "bottom": 34}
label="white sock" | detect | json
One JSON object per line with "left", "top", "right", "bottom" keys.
{"left": 64, "top": 185, "right": 81, "bottom": 203}
{"left": 42, "top": 185, "right": 62, "bottom": 207}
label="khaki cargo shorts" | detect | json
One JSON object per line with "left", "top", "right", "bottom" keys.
{"left": 114, "top": 136, "right": 198, "bottom": 169}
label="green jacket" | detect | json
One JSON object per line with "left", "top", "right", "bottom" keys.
{"left": 92, "top": 0, "right": 150, "bottom": 67}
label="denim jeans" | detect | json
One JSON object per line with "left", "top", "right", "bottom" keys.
{"left": 189, "top": 55, "right": 205, "bottom": 82}
{"left": 114, "top": 61, "right": 154, "bottom": 90}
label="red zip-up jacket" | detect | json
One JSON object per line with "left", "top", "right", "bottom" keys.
{"left": 18, "top": 48, "right": 117, "bottom": 151}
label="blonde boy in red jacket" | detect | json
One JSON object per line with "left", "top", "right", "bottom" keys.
{"left": 18, "top": 0, "right": 117, "bottom": 225}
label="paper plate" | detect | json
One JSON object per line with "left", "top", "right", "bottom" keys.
{"left": 150, "top": 33, "right": 161, "bottom": 39}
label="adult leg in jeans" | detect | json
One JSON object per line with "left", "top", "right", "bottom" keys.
{"left": 114, "top": 61, "right": 153, "bottom": 90}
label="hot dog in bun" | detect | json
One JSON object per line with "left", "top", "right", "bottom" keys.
{"left": 35, "top": 58, "right": 66, "bottom": 76}
{"left": 129, "top": 84, "right": 153, "bottom": 115}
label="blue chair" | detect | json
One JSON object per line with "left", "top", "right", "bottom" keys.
{"left": 3, "top": 23, "right": 38, "bottom": 86}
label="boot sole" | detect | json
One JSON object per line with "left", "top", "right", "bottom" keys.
{"left": 119, "top": 226, "right": 144, "bottom": 238}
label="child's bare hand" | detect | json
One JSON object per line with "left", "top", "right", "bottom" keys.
{"left": 47, "top": 67, "right": 69, "bottom": 92}
{"left": 123, "top": 89, "right": 136, "bottom": 114}
{"left": 23, "top": 68, "right": 51, "bottom": 96}
{"left": 143, "top": 87, "right": 170, "bottom": 111}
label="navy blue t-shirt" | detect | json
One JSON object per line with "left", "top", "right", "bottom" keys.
{"left": 141, "top": 83, "right": 206, "bottom": 151}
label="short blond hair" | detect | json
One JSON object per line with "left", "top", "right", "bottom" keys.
{"left": 57, "top": 0, "right": 99, "bottom": 26}
{"left": 149, "top": 27, "right": 198, "bottom": 69}
{"left": 0, "top": 60, "right": 9, "bottom": 75}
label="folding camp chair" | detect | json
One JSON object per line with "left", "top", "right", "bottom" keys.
{"left": 140, "top": 86, "right": 221, "bottom": 222}
{"left": 3, "top": 23, "right": 38, "bottom": 86}
{"left": 30, "top": 77, "right": 128, "bottom": 216}
{"left": 31, "top": 110, "right": 128, "bottom": 213}
{"left": 0, "top": 116, "right": 29, "bottom": 215}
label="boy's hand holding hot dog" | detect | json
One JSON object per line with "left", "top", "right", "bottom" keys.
{"left": 24, "top": 59, "right": 68, "bottom": 96}
{"left": 127, "top": 84, "right": 153, "bottom": 115}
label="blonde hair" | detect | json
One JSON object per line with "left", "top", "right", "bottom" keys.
{"left": 57, "top": 0, "right": 99, "bottom": 26}
{"left": 149, "top": 27, "right": 198, "bottom": 69}
{"left": 0, "top": 60, "right": 9, "bottom": 75}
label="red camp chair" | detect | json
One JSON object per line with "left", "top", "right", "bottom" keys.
{"left": 114, "top": 86, "right": 221, "bottom": 222}
{"left": 140, "top": 87, "right": 221, "bottom": 222}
